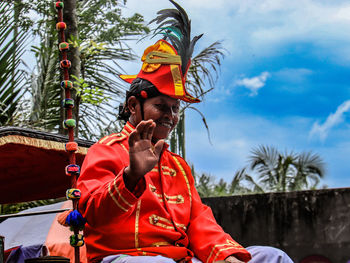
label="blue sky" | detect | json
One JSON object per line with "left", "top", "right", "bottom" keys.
{"left": 122, "top": 0, "right": 350, "bottom": 188}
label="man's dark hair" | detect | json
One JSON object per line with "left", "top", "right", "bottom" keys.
{"left": 118, "top": 78, "right": 161, "bottom": 122}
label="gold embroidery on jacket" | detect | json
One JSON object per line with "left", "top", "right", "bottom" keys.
{"left": 151, "top": 241, "right": 172, "bottom": 247}
{"left": 135, "top": 200, "right": 141, "bottom": 248}
{"left": 120, "top": 143, "right": 128, "bottom": 154}
{"left": 98, "top": 136, "right": 109, "bottom": 144}
{"left": 99, "top": 133, "right": 127, "bottom": 145}
{"left": 149, "top": 184, "right": 184, "bottom": 204}
{"left": 165, "top": 194, "right": 184, "bottom": 204}
{"left": 108, "top": 182, "right": 127, "bottom": 212}
{"left": 212, "top": 247, "right": 238, "bottom": 262}
{"left": 149, "top": 214, "right": 186, "bottom": 231}
{"left": 226, "top": 239, "right": 244, "bottom": 247}
{"left": 148, "top": 184, "right": 164, "bottom": 202}
{"left": 172, "top": 156, "right": 192, "bottom": 208}
{"left": 105, "top": 139, "right": 117, "bottom": 146}
{"left": 113, "top": 177, "right": 132, "bottom": 208}
{"left": 149, "top": 214, "right": 174, "bottom": 230}
{"left": 206, "top": 240, "right": 245, "bottom": 263}
{"left": 161, "top": 166, "right": 177, "bottom": 176}
{"left": 149, "top": 184, "right": 157, "bottom": 193}
{"left": 124, "top": 122, "right": 134, "bottom": 135}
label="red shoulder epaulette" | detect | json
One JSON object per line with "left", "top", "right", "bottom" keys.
{"left": 98, "top": 132, "right": 127, "bottom": 146}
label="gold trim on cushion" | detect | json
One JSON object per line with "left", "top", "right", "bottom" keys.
{"left": 0, "top": 135, "right": 88, "bottom": 155}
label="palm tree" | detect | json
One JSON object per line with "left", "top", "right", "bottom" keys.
{"left": 249, "top": 145, "right": 325, "bottom": 192}
{"left": 0, "top": 2, "right": 27, "bottom": 126}
{"left": 291, "top": 151, "right": 325, "bottom": 190}
{"left": 16, "top": 0, "right": 149, "bottom": 140}
{"left": 229, "top": 168, "right": 264, "bottom": 195}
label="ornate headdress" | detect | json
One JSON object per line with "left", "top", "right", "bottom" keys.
{"left": 119, "top": 0, "right": 202, "bottom": 103}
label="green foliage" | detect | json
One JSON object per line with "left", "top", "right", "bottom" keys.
{"left": 249, "top": 145, "right": 325, "bottom": 192}
{"left": 193, "top": 146, "right": 326, "bottom": 197}
{"left": 67, "top": 1, "right": 148, "bottom": 140}
{"left": 193, "top": 168, "right": 254, "bottom": 198}
{"left": 187, "top": 41, "right": 226, "bottom": 99}
{"left": 0, "top": 2, "right": 28, "bottom": 125}
{"left": 9, "top": 0, "right": 149, "bottom": 140}
{"left": 72, "top": 75, "right": 110, "bottom": 105}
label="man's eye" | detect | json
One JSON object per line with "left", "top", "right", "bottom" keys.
{"left": 172, "top": 106, "right": 179, "bottom": 113}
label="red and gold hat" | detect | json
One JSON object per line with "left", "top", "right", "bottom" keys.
{"left": 120, "top": 0, "right": 202, "bottom": 103}
{"left": 120, "top": 39, "right": 200, "bottom": 103}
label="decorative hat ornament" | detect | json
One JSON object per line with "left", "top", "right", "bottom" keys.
{"left": 119, "top": 0, "right": 202, "bottom": 103}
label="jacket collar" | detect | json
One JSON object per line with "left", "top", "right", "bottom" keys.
{"left": 121, "top": 121, "right": 135, "bottom": 137}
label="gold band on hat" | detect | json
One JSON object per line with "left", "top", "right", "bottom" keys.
{"left": 145, "top": 51, "right": 182, "bottom": 65}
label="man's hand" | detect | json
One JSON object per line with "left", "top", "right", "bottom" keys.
{"left": 215, "top": 256, "right": 246, "bottom": 263}
{"left": 124, "top": 120, "right": 164, "bottom": 190}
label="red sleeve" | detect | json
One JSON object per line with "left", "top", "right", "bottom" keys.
{"left": 77, "top": 142, "right": 145, "bottom": 225}
{"left": 177, "top": 159, "right": 252, "bottom": 263}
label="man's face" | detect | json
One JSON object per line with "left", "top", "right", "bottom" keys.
{"left": 141, "top": 95, "right": 180, "bottom": 141}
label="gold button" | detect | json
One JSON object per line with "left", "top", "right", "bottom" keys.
{"left": 170, "top": 170, "right": 176, "bottom": 176}
{"left": 153, "top": 217, "right": 158, "bottom": 224}
{"left": 176, "top": 196, "right": 182, "bottom": 202}
{"left": 182, "top": 226, "right": 187, "bottom": 231}
{"left": 117, "top": 133, "right": 122, "bottom": 137}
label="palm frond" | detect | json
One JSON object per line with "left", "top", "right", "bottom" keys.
{"left": 0, "top": 2, "right": 28, "bottom": 125}
{"left": 149, "top": 0, "right": 203, "bottom": 74}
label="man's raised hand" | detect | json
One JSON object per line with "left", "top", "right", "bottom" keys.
{"left": 124, "top": 120, "right": 164, "bottom": 190}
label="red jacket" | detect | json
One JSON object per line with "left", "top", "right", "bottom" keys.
{"left": 77, "top": 122, "right": 251, "bottom": 263}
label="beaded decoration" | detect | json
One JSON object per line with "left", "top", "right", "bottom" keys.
{"left": 61, "top": 80, "right": 73, "bottom": 89}
{"left": 66, "top": 210, "right": 86, "bottom": 231}
{"left": 65, "top": 164, "right": 81, "bottom": 176}
{"left": 65, "top": 142, "right": 78, "bottom": 152}
{"left": 70, "top": 234, "right": 85, "bottom": 247}
{"left": 55, "top": 1, "right": 85, "bottom": 261}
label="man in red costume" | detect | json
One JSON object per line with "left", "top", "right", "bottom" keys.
{"left": 77, "top": 1, "right": 293, "bottom": 263}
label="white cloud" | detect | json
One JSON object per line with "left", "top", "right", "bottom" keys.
{"left": 275, "top": 68, "right": 313, "bottom": 82}
{"left": 121, "top": 0, "right": 350, "bottom": 65}
{"left": 235, "top": 72, "right": 270, "bottom": 96}
{"left": 310, "top": 100, "right": 350, "bottom": 141}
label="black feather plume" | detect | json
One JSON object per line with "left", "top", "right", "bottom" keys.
{"left": 149, "top": 0, "right": 203, "bottom": 74}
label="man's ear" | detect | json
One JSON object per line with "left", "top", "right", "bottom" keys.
{"left": 127, "top": 96, "right": 139, "bottom": 115}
